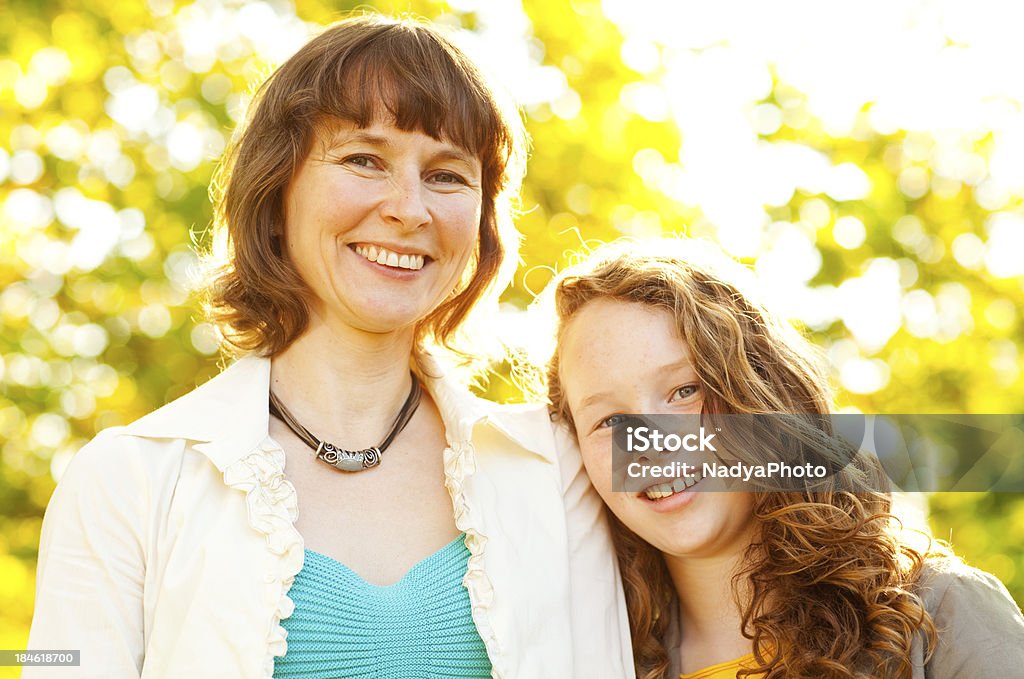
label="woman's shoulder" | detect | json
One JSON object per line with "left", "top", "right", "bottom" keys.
{"left": 483, "top": 401, "right": 579, "bottom": 458}
{"left": 120, "top": 356, "right": 270, "bottom": 443}
{"left": 59, "top": 357, "right": 273, "bottom": 490}
{"left": 52, "top": 423, "right": 203, "bottom": 519}
{"left": 58, "top": 424, "right": 180, "bottom": 485}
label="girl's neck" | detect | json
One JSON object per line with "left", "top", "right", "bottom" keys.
{"left": 665, "top": 552, "right": 754, "bottom": 673}
{"left": 269, "top": 318, "right": 419, "bottom": 444}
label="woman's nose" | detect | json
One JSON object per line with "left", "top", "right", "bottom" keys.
{"left": 381, "top": 171, "right": 431, "bottom": 230}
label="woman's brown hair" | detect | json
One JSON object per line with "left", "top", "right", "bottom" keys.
{"left": 203, "top": 14, "right": 527, "bottom": 358}
{"left": 545, "top": 239, "right": 943, "bottom": 679}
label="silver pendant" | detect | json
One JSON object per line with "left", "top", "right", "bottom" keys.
{"left": 315, "top": 442, "right": 381, "bottom": 472}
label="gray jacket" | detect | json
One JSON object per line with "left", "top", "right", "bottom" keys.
{"left": 911, "top": 557, "right": 1024, "bottom": 678}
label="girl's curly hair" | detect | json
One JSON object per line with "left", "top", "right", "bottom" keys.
{"left": 545, "top": 239, "right": 944, "bottom": 679}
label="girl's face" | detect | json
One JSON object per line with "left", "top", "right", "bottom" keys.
{"left": 558, "top": 298, "right": 757, "bottom": 561}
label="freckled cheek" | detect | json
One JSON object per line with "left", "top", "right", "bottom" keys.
{"left": 581, "top": 446, "right": 615, "bottom": 496}
{"left": 446, "top": 208, "right": 481, "bottom": 253}
{"left": 445, "top": 223, "right": 480, "bottom": 273}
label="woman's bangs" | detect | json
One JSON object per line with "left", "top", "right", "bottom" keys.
{"left": 322, "top": 37, "right": 499, "bottom": 159}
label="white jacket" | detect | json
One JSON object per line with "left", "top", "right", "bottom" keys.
{"left": 26, "top": 356, "right": 634, "bottom": 678}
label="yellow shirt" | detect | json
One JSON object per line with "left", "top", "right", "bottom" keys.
{"left": 680, "top": 653, "right": 757, "bottom": 679}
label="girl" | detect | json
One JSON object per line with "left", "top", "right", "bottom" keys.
{"left": 544, "top": 238, "right": 1024, "bottom": 679}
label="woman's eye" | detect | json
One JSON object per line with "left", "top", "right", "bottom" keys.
{"left": 430, "top": 171, "right": 467, "bottom": 185}
{"left": 671, "top": 384, "right": 700, "bottom": 401}
{"left": 345, "top": 155, "right": 379, "bottom": 169}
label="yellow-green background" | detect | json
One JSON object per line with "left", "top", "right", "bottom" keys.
{"left": 2, "top": 0, "right": 1022, "bottom": 664}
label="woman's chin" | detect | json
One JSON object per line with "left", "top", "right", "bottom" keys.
{"left": 339, "top": 313, "right": 421, "bottom": 337}
{"left": 298, "top": 298, "right": 418, "bottom": 337}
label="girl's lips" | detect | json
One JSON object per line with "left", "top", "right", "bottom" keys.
{"left": 636, "top": 475, "right": 707, "bottom": 513}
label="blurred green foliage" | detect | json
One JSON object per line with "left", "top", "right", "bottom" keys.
{"left": 1, "top": 0, "right": 1021, "bottom": 663}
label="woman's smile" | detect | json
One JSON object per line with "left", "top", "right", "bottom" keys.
{"left": 351, "top": 243, "right": 428, "bottom": 271}
{"left": 283, "top": 118, "right": 482, "bottom": 334}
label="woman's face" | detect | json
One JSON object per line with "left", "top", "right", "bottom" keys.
{"left": 282, "top": 117, "right": 482, "bottom": 335}
{"left": 559, "top": 298, "right": 756, "bottom": 561}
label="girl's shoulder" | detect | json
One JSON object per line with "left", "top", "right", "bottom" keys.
{"left": 913, "top": 555, "right": 1024, "bottom": 677}
{"left": 916, "top": 555, "right": 1021, "bottom": 617}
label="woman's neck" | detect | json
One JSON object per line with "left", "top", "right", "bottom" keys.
{"left": 269, "top": 319, "right": 419, "bottom": 446}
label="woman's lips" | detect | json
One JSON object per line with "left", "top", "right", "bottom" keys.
{"left": 351, "top": 243, "right": 428, "bottom": 271}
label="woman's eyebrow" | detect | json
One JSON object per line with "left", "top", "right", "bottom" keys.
{"left": 431, "top": 147, "right": 478, "bottom": 166}
{"left": 327, "top": 131, "right": 392, "bottom": 149}
{"left": 321, "top": 133, "right": 477, "bottom": 168}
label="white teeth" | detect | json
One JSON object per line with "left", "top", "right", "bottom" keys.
{"left": 644, "top": 473, "right": 703, "bottom": 500}
{"left": 644, "top": 482, "right": 674, "bottom": 500}
{"left": 644, "top": 488, "right": 674, "bottom": 500}
{"left": 354, "top": 245, "right": 427, "bottom": 271}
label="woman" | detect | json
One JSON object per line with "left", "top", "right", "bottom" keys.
{"left": 27, "top": 16, "right": 632, "bottom": 678}
{"left": 543, "top": 238, "right": 1024, "bottom": 678}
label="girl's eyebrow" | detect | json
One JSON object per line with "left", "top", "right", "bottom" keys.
{"left": 658, "top": 358, "right": 697, "bottom": 373}
{"left": 573, "top": 358, "right": 698, "bottom": 414}
{"left": 578, "top": 390, "right": 616, "bottom": 413}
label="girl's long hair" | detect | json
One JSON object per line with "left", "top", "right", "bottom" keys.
{"left": 545, "top": 239, "right": 943, "bottom": 679}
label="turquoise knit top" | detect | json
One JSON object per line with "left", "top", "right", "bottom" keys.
{"left": 273, "top": 534, "right": 492, "bottom": 678}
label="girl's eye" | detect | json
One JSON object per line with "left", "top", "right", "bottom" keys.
{"left": 597, "top": 414, "right": 627, "bottom": 430}
{"left": 671, "top": 384, "right": 700, "bottom": 401}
